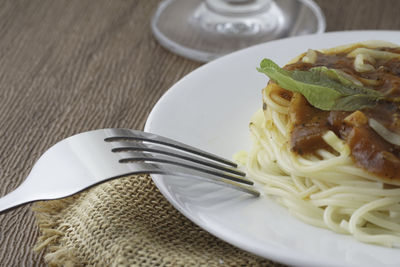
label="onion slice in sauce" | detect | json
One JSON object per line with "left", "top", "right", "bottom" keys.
{"left": 369, "top": 118, "right": 400, "bottom": 146}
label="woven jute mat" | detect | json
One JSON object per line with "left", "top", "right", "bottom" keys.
{"left": 32, "top": 174, "right": 281, "bottom": 266}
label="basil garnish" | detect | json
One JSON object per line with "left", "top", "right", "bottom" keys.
{"left": 257, "top": 59, "right": 383, "bottom": 111}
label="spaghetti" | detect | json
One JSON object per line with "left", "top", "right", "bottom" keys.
{"left": 242, "top": 41, "right": 400, "bottom": 247}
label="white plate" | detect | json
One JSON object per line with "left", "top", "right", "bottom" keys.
{"left": 144, "top": 31, "right": 400, "bottom": 267}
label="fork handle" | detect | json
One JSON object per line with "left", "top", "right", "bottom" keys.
{"left": 0, "top": 184, "right": 37, "bottom": 213}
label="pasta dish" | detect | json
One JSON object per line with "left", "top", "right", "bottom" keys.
{"left": 241, "top": 41, "right": 400, "bottom": 246}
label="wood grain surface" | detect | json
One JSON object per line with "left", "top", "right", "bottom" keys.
{"left": 0, "top": 0, "right": 399, "bottom": 266}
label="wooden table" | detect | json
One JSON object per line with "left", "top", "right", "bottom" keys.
{"left": 0, "top": 0, "right": 399, "bottom": 265}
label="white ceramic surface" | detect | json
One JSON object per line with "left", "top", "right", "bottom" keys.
{"left": 144, "top": 31, "right": 400, "bottom": 267}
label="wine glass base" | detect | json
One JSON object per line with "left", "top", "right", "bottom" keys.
{"left": 151, "top": 0, "right": 325, "bottom": 62}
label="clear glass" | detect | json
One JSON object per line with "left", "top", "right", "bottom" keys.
{"left": 151, "top": 0, "right": 325, "bottom": 62}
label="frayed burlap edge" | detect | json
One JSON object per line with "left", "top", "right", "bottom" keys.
{"left": 32, "top": 195, "right": 83, "bottom": 267}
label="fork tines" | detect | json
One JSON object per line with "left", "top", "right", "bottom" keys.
{"left": 104, "top": 129, "right": 259, "bottom": 197}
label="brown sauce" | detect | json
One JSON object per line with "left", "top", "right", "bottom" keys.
{"left": 279, "top": 49, "right": 400, "bottom": 182}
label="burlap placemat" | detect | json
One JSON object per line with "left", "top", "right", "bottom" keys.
{"left": 32, "top": 174, "right": 282, "bottom": 266}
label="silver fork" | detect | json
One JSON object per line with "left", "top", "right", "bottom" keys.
{"left": 0, "top": 128, "right": 259, "bottom": 213}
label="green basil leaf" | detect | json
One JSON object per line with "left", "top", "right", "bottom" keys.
{"left": 257, "top": 59, "right": 383, "bottom": 111}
